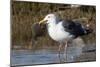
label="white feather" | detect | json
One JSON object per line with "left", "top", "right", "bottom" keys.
{"left": 47, "top": 21, "right": 73, "bottom": 42}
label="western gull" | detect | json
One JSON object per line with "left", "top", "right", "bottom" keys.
{"left": 39, "top": 13, "right": 92, "bottom": 62}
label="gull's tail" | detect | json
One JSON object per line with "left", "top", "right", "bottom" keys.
{"left": 84, "top": 24, "right": 93, "bottom": 35}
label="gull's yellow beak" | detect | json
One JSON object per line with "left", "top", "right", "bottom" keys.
{"left": 39, "top": 19, "right": 47, "bottom": 24}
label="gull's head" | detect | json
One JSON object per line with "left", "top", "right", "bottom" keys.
{"left": 39, "top": 14, "right": 56, "bottom": 24}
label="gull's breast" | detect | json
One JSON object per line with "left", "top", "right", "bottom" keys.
{"left": 48, "top": 22, "right": 73, "bottom": 42}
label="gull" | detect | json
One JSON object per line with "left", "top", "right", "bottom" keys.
{"left": 39, "top": 13, "right": 92, "bottom": 62}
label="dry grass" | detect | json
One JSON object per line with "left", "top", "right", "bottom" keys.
{"left": 11, "top": 1, "right": 96, "bottom": 49}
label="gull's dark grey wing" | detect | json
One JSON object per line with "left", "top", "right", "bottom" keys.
{"left": 62, "top": 20, "right": 88, "bottom": 38}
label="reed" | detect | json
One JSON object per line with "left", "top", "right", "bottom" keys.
{"left": 11, "top": 1, "right": 96, "bottom": 49}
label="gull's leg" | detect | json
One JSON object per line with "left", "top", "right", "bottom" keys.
{"left": 64, "top": 41, "right": 68, "bottom": 62}
{"left": 58, "top": 43, "right": 62, "bottom": 63}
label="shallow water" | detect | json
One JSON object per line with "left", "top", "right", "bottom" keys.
{"left": 11, "top": 46, "right": 85, "bottom": 66}
{"left": 11, "top": 38, "right": 96, "bottom": 66}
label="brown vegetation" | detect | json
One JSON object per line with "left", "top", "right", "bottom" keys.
{"left": 11, "top": 1, "right": 96, "bottom": 49}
